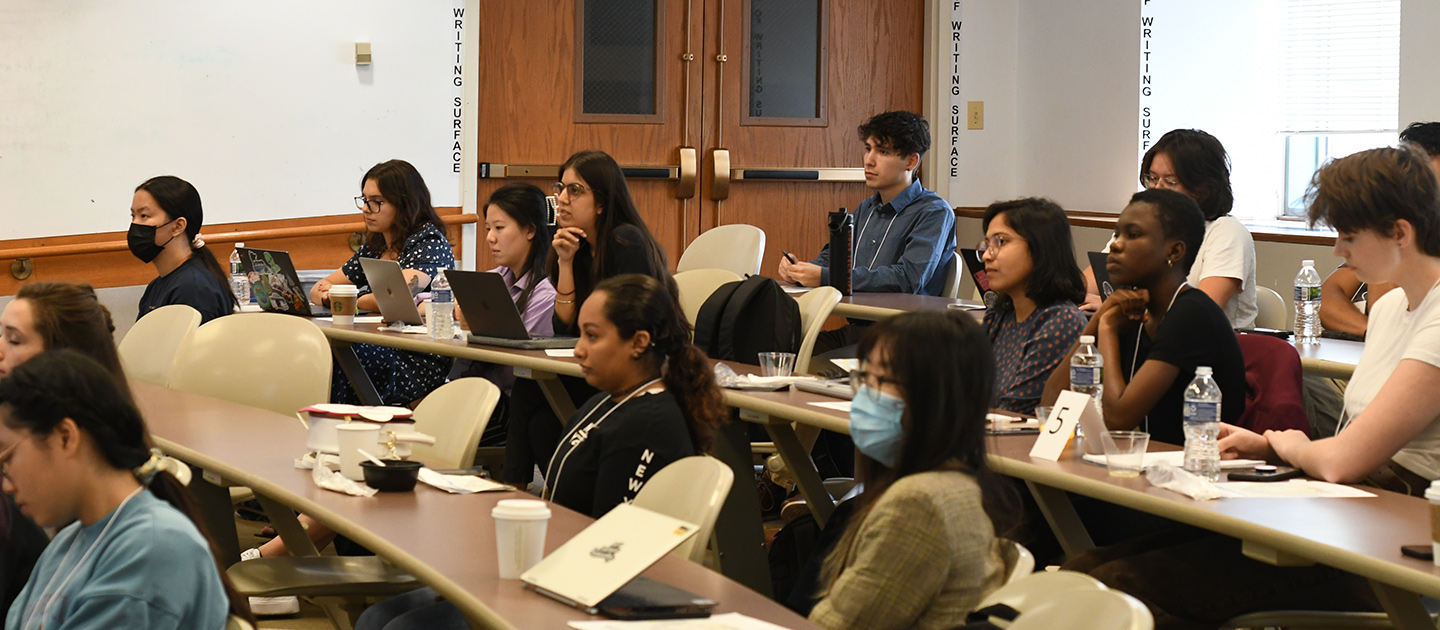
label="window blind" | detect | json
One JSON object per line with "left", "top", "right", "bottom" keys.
{"left": 1278, "top": 0, "right": 1400, "bottom": 133}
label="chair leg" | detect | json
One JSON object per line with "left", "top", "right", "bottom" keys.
{"left": 313, "top": 597, "right": 354, "bottom": 630}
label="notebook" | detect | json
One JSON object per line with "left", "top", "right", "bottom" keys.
{"left": 447, "top": 269, "right": 578, "bottom": 349}
{"left": 521, "top": 503, "right": 704, "bottom": 614}
{"left": 359, "top": 258, "right": 425, "bottom": 325}
{"left": 237, "top": 247, "right": 330, "bottom": 317}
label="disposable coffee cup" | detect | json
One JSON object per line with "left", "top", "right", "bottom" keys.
{"left": 335, "top": 423, "right": 380, "bottom": 481}
{"left": 330, "top": 284, "right": 359, "bottom": 326}
{"left": 1426, "top": 481, "right": 1440, "bottom": 566}
{"left": 493, "top": 499, "right": 552, "bottom": 579}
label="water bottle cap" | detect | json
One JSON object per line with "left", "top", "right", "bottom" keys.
{"left": 235, "top": 242, "right": 244, "bottom": 248}
{"left": 1302, "top": 259, "right": 1314, "bottom": 267}
{"left": 1079, "top": 335, "right": 1095, "bottom": 344}
{"left": 1194, "top": 366, "right": 1213, "bottom": 375}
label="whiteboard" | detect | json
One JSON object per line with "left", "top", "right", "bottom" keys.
{"left": 0, "top": 0, "right": 465, "bottom": 240}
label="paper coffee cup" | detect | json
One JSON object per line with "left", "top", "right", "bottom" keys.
{"left": 330, "top": 284, "right": 359, "bottom": 325}
{"left": 492, "top": 499, "right": 551, "bottom": 579}
{"left": 335, "top": 423, "right": 380, "bottom": 481}
{"left": 1427, "top": 481, "right": 1440, "bottom": 566}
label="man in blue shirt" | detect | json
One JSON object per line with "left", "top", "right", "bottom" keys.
{"left": 779, "top": 110, "right": 957, "bottom": 352}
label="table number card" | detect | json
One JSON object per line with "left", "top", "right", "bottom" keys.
{"left": 1029, "top": 390, "right": 1103, "bottom": 461}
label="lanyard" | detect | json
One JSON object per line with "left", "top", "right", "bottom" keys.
{"left": 23, "top": 486, "right": 144, "bottom": 630}
{"left": 544, "top": 378, "right": 663, "bottom": 501}
{"left": 1129, "top": 282, "right": 1189, "bottom": 434}
{"left": 856, "top": 204, "right": 898, "bottom": 270}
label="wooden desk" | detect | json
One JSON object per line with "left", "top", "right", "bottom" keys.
{"left": 829, "top": 292, "right": 984, "bottom": 321}
{"left": 1295, "top": 338, "right": 1365, "bottom": 380}
{"left": 134, "top": 381, "right": 816, "bottom": 630}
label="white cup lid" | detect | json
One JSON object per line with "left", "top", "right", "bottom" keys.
{"left": 493, "top": 498, "right": 552, "bottom": 520}
{"left": 329, "top": 284, "right": 359, "bottom": 296}
{"left": 1427, "top": 480, "right": 1440, "bottom": 502}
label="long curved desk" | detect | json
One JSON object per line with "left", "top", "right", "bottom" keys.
{"left": 134, "top": 380, "right": 816, "bottom": 630}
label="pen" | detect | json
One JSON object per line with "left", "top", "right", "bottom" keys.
{"left": 781, "top": 250, "right": 798, "bottom": 264}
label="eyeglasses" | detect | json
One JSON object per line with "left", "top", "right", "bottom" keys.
{"left": 977, "top": 234, "right": 1024, "bottom": 256}
{"left": 354, "top": 196, "right": 387, "bottom": 214}
{"left": 1142, "top": 173, "right": 1182, "bottom": 189}
{"left": 0, "top": 435, "right": 33, "bottom": 481}
{"left": 849, "top": 369, "right": 899, "bottom": 399}
{"left": 551, "top": 182, "right": 590, "bottom": 198}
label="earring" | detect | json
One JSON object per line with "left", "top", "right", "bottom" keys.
{"left": 1167, "top": 258, "right": 1174, "bottom": 267}
{"left": 631, "top": 351, "right": 641, "bottom": 359}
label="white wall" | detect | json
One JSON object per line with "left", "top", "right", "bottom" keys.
{"left": 0, "top": 0, "right": 465, "bottom": 240}
{"left": 940, "top": 0, "right": 1019, "bottom": 208}
{"left": 1400, "top": 0, "right": 1440, "bottom": 125}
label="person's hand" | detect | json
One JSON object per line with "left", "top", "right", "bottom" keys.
{"left": 1097, "top": 288, "right": 1148, "bottom": 333}
{"left": 777, "top": 256, "right": 796, "bottom": 283}
{"left": 1081, "top": 293, "right": 1102, "bottom": 312}
{"left": 1218, "top": 423, "right": 1274, "bottom": 461}
{"left": 785, "top": 262, "right": 822, "bottom": 288}
{"left": 310, "top": 279, "right": 333, "bottom": 306}
{"left": 1264, "top": 429, "right": 1312, "bottom": 464}
{"left": 553, "top": 227, "right": 586, "bottom": 263}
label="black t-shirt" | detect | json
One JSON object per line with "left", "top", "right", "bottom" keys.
{"left": 553, "top": 223, "right": 667, "bottom": 336}
{"left": 137, "top": 257, "right": 234, "bottom": 324}
{"left": 1117, "top": 289, "right": 1247, "bottom": 445}
{"left": 543, "top": 388, "right": 696, "bottom": 518}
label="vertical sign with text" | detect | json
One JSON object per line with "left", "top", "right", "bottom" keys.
{"left": 451, "top": 2, "right": 465, "bottom": 174}
{"left": 945, "top": 2, "right": 963, "bottom": 193}
{"left": 1139, "top": 1, "right": 1156, "bottom": 157}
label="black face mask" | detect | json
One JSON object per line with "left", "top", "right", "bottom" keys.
{"left": 128, "top": 219, "right": 179, "bottom": 264}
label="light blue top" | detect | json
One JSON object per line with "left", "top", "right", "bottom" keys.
{"left": 6, "top": 490, "right": 228, "bottom": 630}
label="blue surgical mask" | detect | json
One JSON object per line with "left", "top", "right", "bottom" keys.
{"left": 849, "top": 385, "right": 906, "bottom": 468}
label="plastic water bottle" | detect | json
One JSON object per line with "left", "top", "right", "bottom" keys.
{"left": 1070, "top": 335, "right": 1104, "bottom": 430}
{"left": 229, "top": 243, "right": 251, "bottom": 304}
{"left": 1183, "top": 366, "right": 1222, "bottom": 482}
{"left": 429, "top": 267, "right": 454, "bottom": 340}
{"left": 1294, "top": 259, "right": 1323, "bottom": 345}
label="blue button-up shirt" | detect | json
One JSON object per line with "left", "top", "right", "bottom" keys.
{"left": 811, "top": 179, "right": 956, "bottom": 295}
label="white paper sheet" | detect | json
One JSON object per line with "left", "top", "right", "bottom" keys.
{"left": 568, "top": 612, "right": 795, "bottom": 630}
{"left": 1082, "top": 452, "right": 1264, "bottom": 470}
{"left": 1214, "top": 480, "right": 1376, "bottom": 498}
{"left": 416, "top": 468, "right": 510, "bottom": 494}
{"left": 808, "top": 401, "right": 851, "bottom": 412}
{"left": 546, "top": 348, "right": 575, "bottom": 357}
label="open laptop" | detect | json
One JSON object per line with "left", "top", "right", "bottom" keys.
{"left": 447, "top": 270, "right": 579, "bottom": 349}
{"left": 237, "top": 247, "right": 330, "bottom": 317}
{"left": 358, "top": 258, "right": 425, "bottom": 325}
{"left": 521, "top": 503, "right": 712, "bottom": 618}
{"left": 1088, "top": 251, "right": 1118, "bottom": 301}
{"left": 958, "top": 247, "right": 999, "bottom": 307}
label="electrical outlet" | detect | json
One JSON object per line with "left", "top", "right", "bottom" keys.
{"left": 967, "top": 101, "right": 984, "bottom": 130}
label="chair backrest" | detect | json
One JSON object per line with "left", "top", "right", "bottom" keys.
{"left": 1255, "top": 285, "right": 1287, "bottom": 329}
{"left": 168, "top": 312, "right": 332, "bottom": 416}
{"left": 794, "top": 286, "right": 842, "bottom": 374}
{"left": 118, "top": 304, "right": 202, "bottom": 386}
{"left": 631, "top": 456, "right": 734, "bottom": 563}
{"left": 1235, "top": 333, "right": 1310, "bottom": 435}
{"left": 941, "top": 252, "right": 963, "bottom": 299}
{"left": 677, "top": 224, "right": 766, "bottom": 277}
{"left": 408, "top": 377, "right": 501, "bottom": 469}
{"left": 998, "top": 538, "right": 1036, "bottom": 585}
{"left": 673, "top": 269, "right": 743, "bottom": 327}
{"left": 1007, "top": 589, "right": 1154, "bottom": 630}
{"left": 227, "top": 615, "right": 256, "bottom": 630}
{"left": 978, "top": 569, "right": 1107, "bottom": 610}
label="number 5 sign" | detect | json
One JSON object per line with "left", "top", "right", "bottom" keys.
{"left": 1029, "top": 390, "right": 1105, "bottom": 461}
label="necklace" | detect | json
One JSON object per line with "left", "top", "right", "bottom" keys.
{"left": 1128, "top": 282, "right": 1189, "bottom": 434}
{"left": 543, "top": 377, "right": 663, "bottom": 501}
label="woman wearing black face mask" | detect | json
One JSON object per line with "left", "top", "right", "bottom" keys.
{"left": 130, "top": 176, "right": 236, "bottom": 324}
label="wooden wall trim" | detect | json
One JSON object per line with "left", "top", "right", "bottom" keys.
{"left": 953, "top": 206, "right": 1337, "bottom": 246}
{"left": 1, "top": 208, "right": 469, "bottom": 295}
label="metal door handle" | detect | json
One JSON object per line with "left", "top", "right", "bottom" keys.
{"left": 678, "top": 147, "right": 697, "bottom": 199}
{"left": 729, "top": 167, "right": 865, "bottom": 182}
{"left": 478, "top": 163, "right": 681, "bottom": 181}
{"left": 710, "top": 149, "right": 731, "bottom": 200}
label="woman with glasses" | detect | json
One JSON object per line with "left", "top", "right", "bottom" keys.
{"left": 501, "top": 150, "right": 672, "bottom": 485}
{"left": 130, "top": 176, "right": 237, "bottom": 325}
{"left": 308, "top": 159, "right": 455, "bottom": 405}
{"left": 1082, "top": 129, "right": 1258, "bottom": 329}
{"left": 805, "top": 311, "right": 1008, "bottom": 630}
{"left": 979, "top": 198, "right": 1087, "bottom": 415}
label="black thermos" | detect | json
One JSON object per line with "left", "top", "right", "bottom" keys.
{"left": 828, "top": 208, "right": 853, "bottom": 296}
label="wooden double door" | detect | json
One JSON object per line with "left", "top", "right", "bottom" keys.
{"left": 471, "top": 0, "right": 926, "bottom": 273}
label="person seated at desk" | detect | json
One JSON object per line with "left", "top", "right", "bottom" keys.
{"left": 1082, "top": 129, "right": 1258, "bottom": 330}
{"left": 979, "top": 198, "right": 1087, "bottom": 415}
{"left": 309, "top": 159, "right": 455, "bottom": 406}
{"left": 1043, "top": 189, "right": 1246, "bottom": 447}
{"left": 353, "top": 274, "right": 721, "bottom": 630}
{"left": 776, "top": 110, "right": 957, "bottom": 354}
{"left": 0, "top": 350, "right": 251, "bottom": 629}
{"left": 130, "top": 176, "right": 236, "bottom": 324}
{"left": 502, "top": 150, "right": 672, "bottom": 486}
{"left": 807, "top": 311, "right": 1007, "bottom": 630}
{"left": 1318, "top": 264, "right": 1395, "bottom": 338}
{"left": 0, "top": 282, "right": 129, "bottom": 621}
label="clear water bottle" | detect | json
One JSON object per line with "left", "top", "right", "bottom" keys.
{"left": 1070, "top": 335, "right": 1104, "bottom": 430}
{"left": 429, "top": 267, "right": 454, "bottom": 340}
{"left": 229, "top": 243, "right": 251, "bottom": 304}
{"left": 1183, "top": 366, "right": 1222, "bottom": 481}
{"left": 1294, "top": 259, "right": 1323, "bottom": 345}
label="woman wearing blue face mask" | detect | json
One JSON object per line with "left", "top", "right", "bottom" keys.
{"left": 807, "top": 311, "right": 1010, "bottom": 630}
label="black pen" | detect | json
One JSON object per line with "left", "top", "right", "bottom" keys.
{"left": 781, "top": 250, "right": 798, "bottom": 264}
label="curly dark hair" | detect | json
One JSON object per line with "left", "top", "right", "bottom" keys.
{"left": 1401, "top": 122, "right": 1440, "bottom": 158}
{"left": 857, "top": 110, "right": 931, "bottom": 162}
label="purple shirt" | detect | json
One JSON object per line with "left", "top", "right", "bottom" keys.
{"left": 462, "top": 267, "right": 556, "bottom": 394}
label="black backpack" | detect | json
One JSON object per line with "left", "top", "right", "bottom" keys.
{"left": 693, "top": 276, "right": 802, "bottom": 364}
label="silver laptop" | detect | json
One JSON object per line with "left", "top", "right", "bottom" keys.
{"left": 447, "top": 270, "right": 578, "bottom": 349}
{"left": 359, "top": 258, "right": 425, "bottom": 325}
{"left": 520, "top": 503, "right": 699, "bottom": 613}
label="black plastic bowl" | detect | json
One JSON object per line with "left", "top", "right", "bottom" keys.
{"left": 360, "top": 459, "right": 423, "bottom": 492}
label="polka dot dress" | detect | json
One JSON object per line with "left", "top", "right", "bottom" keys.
{"left": 984, "top": 300, "right": 1087, "bottom": 415}
{"left": 331, "top": 222, "right": 455, "bottom": 405}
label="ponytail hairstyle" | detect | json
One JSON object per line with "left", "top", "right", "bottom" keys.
{"left": 593, "top": 274, "right": 723, "bottom": 452}
{"left": 547, "top": 151, "right": 668, "bottom": 292}
{"left": 15, "top": 282, "right": 125, "bottom": 381}
{"left": 361, "top": 160, "right": 448, "bottom": 255}
{"left": 484, "top": 183, "right": 553, "bottom": 314}
{"left": 135, "top": 176, "right": 237, "bottom": 309}
{"left": 0, "top": 350, "right": 254, "bottom": 624}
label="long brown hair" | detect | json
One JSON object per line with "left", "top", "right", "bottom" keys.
{"left": 15, "top": 282, "right": 126, "bottom": 380}
{"left": 361, "top": 160, "right": 448, "bottom": 255}
{"left": 547, "top": 151, "right": 668, "bottom": 293}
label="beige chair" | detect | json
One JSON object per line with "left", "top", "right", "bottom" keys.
{"left": 676, "top": 224, "right": 766, "bottom": 277}
{"left": 978, "top": 569, "right": 1107, "bottom": 610}
{"left": 794, "top": 286, "right": 842, "bottom": 375}
{"left": 408, "top": 377, "right": 501, "bottom": 469}
{"left": 999, "top": 538, "right": 1036, "bottom": 585}
{"left": 631, "top": 456, "right": 734, "bottom": 563}
{"left": 227, "top": 615, "right": 256, "bottom": 630}
{"left": 118, "top": 304, "right": 201, "bottom": 386}
{"left": 168, "top": 312, "right": 332, "bottom": 416}
{"left": 673, "top": 268, "right": 742, "bottom": 327}
{"left": 940, "top": 252, "right": 963, "bottom": 299}
{"left": 1007, "top": 589, "right": 1153, "bottom": 630}
{"left": 1255, "top": 285, "right": 1287, "bottom": 329}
